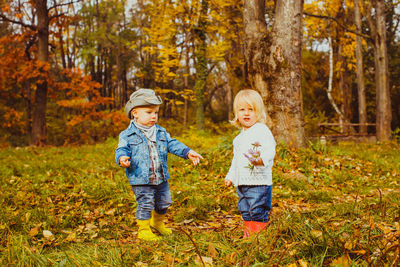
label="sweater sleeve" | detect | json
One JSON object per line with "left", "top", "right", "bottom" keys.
{"left": 258, "top": 126, "right": 276, "bottom": 169}
{"left": 225, "top": 153, "right": 236, "bottom": 182}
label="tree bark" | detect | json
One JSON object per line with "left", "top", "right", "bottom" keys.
{"left": 31, "top": 0, "right": 49, "bottom": 145}
{"left": 338, "top": 43, "right": 353, "bottom": 134}
{"left": 374, "top": 0, "right": 391, "bottom": 141}
{"left": 354, "top": 0, "right": 367, "bottom": 134}
{"left": 184, "top": 37, "right": 191, "bottom": 127}
{"left": 327, "top": 36, "right": 345, "bottom": 122}
{"left": 193, "top": 0, "right": 208, "bottom": 131}
{"left": 243, "top": 0, "right": 306, "bottom": 148}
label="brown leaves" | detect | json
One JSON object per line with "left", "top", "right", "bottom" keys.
{"left": 29, "top": 223, "right": 42, "bottom": 237}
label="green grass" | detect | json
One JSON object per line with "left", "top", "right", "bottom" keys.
{"left": 0, "top": 127, "right": 399, "bottom": 266}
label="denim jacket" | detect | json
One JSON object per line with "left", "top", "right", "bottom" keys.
{"left": 115, "top": 122, "right": 191, "bottom": 185}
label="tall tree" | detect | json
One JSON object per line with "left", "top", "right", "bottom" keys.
{"left": 366, "top": 0, "right": 391, "bottom": 141}
{"left": 193, "top": 0, "right": 208, "bottom": 130}
{"left": 354, "top": 0, "right": 367, "bottom": 134}
{"left": 243, "top": 0, "right": 306, "bottom": 147}
{"left": 31, "top": 0, "right": 49, "bottom": 145}
{"left": 1, "top": 1, "right": 49, "bottom": 145}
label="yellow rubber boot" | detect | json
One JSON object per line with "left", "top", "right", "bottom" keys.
{"left": 137, "top": 219, "right": 160, "bottom": 241}
{"left": 150, "top": 210, "right": 172, "bottom": 235}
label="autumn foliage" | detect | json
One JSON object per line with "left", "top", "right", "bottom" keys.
{"left": 0, "top": 32, "right": 128, "bottom": 145}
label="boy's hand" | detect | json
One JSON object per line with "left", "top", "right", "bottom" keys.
{"left": 119, "top": 156, "right": 131, "bottom": 168}
{"left": 225, "top": 179, "right": 232, "bottom": 187}
{"left": 187, "top": 150, "right": 203, "bottom": 166}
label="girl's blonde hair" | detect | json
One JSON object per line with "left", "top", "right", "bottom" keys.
{"left": 231, "top": 89, "right": 267, "bottom": 128}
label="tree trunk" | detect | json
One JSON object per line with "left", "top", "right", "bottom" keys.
{"left": 374, "top": 0, "right": 391, "bottom": 141}
{"left": 244, "top": 0, "right": 306, "bottom": 148}
{"left": 338, "top": 43, "right": 354, "bottom": 134}
{"left": 354, "top": 0, "right": 367, "bottom": 134}
{"left": 31, "top": 0, "right": 49, "bottom": 146}
{"left": 327, "top": 36, "right": 345, "bottom": 123}
{"left": 184, "top": 38, "right": 190, "bottom": 127}
{"left": 226, "top": 77, "right": 233, "bottom": 121}
{"left": 193, "top": 0, "right": 208, "bottom": 131}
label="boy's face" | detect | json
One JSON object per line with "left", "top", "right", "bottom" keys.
{"left": 131, "top": 105, "right": 160, "bottom": 127}
{"left": 237, "top": 101, "right": 257, "bottom": 130}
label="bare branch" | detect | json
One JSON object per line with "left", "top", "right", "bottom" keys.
{"left": 0, "top": 13, "right": 37, "bottom": 30}
{"left": 303, "top": 12, "right": 372, "bottom": 40}
{"left": 49, "top": 12, "right": 66, "bottom": 21}
{"left": 48, "top": 0, "right": 82, "bottom": 11}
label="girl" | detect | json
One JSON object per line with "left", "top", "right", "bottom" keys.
{"left": 225, "top": 89, "right": 276, "bottom": 238}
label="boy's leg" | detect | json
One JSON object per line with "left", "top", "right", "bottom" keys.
{"left": 154, "top": 181, "right": 172, "bottom": 215}
{"left": 151, "top": 181, "right": 173, "bottom": 235}
{"left": 131, "top": 185, "right": 160, "bottom": 241}
{"left": 132, "top": 185, "right": 156, "bottom": 220}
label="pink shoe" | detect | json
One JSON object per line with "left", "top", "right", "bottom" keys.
{"left": 248, "top": 221, "right": 268, "bottom": 235}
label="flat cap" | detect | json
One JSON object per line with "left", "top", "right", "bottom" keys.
{"left": 125, "top": 88, "right": 162, "bottom": 118}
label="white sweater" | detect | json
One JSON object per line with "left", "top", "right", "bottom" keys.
{"left": 225, "top": 123, "right": 276, "bottom": 186}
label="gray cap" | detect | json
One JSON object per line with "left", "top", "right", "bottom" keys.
{"left": 125, "top": 88, "right": 163, "bottom": 118}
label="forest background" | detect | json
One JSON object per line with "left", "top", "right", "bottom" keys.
{"left": 0, "top": 0, "right": 399, "bottom": 147}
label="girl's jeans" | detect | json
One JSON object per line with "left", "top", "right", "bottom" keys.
{"left": 131, "top": 181, "right": 172, "bottom": 220}
{"left": 237, "top": 185, "right": 272, "bottom": 222}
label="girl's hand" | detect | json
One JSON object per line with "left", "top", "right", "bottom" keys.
{"left": 225, "top": 179, "right": 232, "bottom": 187}
{"left": 250, "top": 157, "right": 264, "bottom": 166}
{"left": 187, "top": 150, "right": 204, "bottom": 166}
{"left": 119, "top": 156, "right": 131, "bottom": 168}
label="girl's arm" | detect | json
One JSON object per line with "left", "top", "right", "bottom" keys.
{"left": 259, "top": 127, "right": 276, "bottom": 168}
{"left": 224, "top": 149, "right": 236, "bottom": 186}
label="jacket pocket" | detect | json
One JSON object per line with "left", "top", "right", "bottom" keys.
{"left": 128, "top": 136, "right": 144, "bottom": 170}
{"left": 157, "top": 134, "right": 168, "bottom": 160}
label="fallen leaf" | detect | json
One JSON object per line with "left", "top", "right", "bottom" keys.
{"left": 298, "top": 259, "right": 308, "bottom": 267}
{"left": 208, "top": 243, "right": 218, "bottom": 258}
{"left": 311, "top": 230, "right": 323, "bottom": 238}
{"left": 195, "top": 256, "right": 213, "bottom": 266}
{"left": 344, "top": 241, "right": 353, "bottom": 250}
{"left": 105, "top": 208, "right": 116, "bottom": 215}
{"left": 43, "top": 230, "right": 53, "bottom": 238}
{"left": 330, "top": 254, "right": 350, "bottom": 267}
{"left": 351, "top": 249, "right": 366, "bottom": 255}
{"left": 183, "top": 219, "right": 194, "bottom": 224}
{"left": 65, "top": 232, "right": 77, "bottom": 242}
{"left": 29, "top": 223, "right": 42, "bottom": 237}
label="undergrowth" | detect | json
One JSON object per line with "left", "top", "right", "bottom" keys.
{"left": 0, "top": 125, "right": 399, "bottom": 266}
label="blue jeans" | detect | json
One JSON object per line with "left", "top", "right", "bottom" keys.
{"left": 237, "top": 185, "right": 272, "bottom": 222}
{"left": 131, "top": 181, "right": 172, "bottom": 220}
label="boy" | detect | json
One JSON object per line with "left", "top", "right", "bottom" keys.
{"left": 115, "top": 88, "right": 203, "bottom": 241}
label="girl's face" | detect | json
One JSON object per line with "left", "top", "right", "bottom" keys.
{"left": 131, "top": 105, "right": 159, "bottom": 127}
{"left": 237, "top": 101, "right": 258, "bottom": 130}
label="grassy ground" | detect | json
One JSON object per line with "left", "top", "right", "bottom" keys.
{"left": 0, "top": 125, "right": 399, "bottom": 266}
